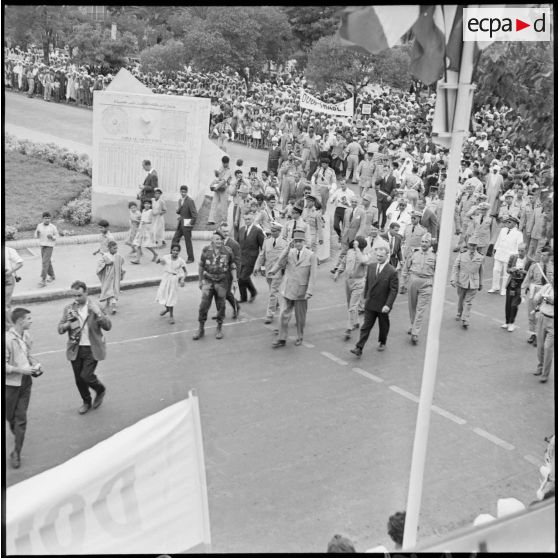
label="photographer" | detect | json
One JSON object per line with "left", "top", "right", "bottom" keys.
{"left": 533, "top": 274, "right": 554, "bottom": 384}
{"left": 5, "top": 307, "right": 42, "bottom": 469}
{"left": 58, "top": 280, "right": 112, "bottom": 414}
{"left": 5, "top": 246, "right": 23, "bottom": 321}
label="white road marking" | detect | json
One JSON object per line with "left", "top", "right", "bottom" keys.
{"left": 430, "top": 405, "right": 467, "bottom": 425}
{"left": 472, "top": 427, "right": 515, "bottom": 450}
{"left": 471, "top": 310, "right": 487, "bottom": 317}
{"left": 523, "top": 454, "right": 542, "bottom": 467}
{"left": 302, "top": 342, "right": 315, "bottom": 348}
{"left": 320, "top": 351, "right": 348, "bottom": 366}
{"left": 389, "top": 385, "right": 420, "bottom": 403}
{"left": 352, "top": 367, "right": 384, "bottom": 383}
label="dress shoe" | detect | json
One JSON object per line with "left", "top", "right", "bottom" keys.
{"left": 352, "top": 324, "right": 360, "bottom": 330}
{"left": 501, "top": 323, "right": 509, "bottom": 329}
{"left": 452, "top": 247, "right": 460, "bottom": 253}
{"left": 249, "top": 292, "right": 258, "bottom": 303}
{"left": 344, "top": 329, "right": 352, "bottom": 340}
{"left": 411, "top": 334, "right": 418, "bottom": 345}
{"left": 507, "top": 324, "right": 516, "bottom": 332}
{"left": 92, "top": 390, "right": 106, "bottom": 409}
{"left": 272, "top": 340, "right": 286, "bottom": 348}
{"left": 462, "top": 320, "right": 469, "bottom": 329}
{"left": 78, "top": 403, "right": 91, "bottom": 414}
{"left": 350, "top": 347, "right": 362, "bottom": 357}
{"left": 377, "top": 343, "right": 386, "bottom": 351}
{"left": 264, "top": 316, "right": 273, "bottom": 324}
{"left": 294, "top": 338, "right": 303, "bottom": 346}
{"left": 540, "top": 377, "right": 548, "bottom": 383}
{"left": 487, "top": 289, "right": 497, "bottom": 294}
{"left": 330, "top": 268, "right": 337, "bottom": 274}
{"left": 500, "top": 291, "right": 506, "bottom": 296}
{"left": 10, "top": 451, "right": 21, "bottom": 469}
{"left": 527, "top": 334, "right": 536, "bottom": 344}
{"left": 407, "top": 327, "right": 412, "bottom": 334}
{"left": 533, "top": 371, "right": 542, "bottom": 376}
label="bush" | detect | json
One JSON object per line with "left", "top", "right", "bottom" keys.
{"left": 60, "top": 187, "right": 92, "bottom": 226}
{"left": 5, "top": 225, "right": 18, "bottom": 240}
{"left": 4, "top": 133, "right": 92, "bottom": 176}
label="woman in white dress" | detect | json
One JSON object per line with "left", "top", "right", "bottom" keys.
{"left": 151, "top": 188, "right": 167, "bottom": 248}
{"left": 155, "top": 245, "right": 187, "bottom": 324}
{"left": 131, "top": 199, "right": 158, "bottom": 264}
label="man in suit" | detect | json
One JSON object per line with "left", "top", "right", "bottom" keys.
{"left": 421, "top": 198, "right": 439, "bottom": 250}
{"left": 57, "top": 280, "right": 112, "bottom": 415}
{"left": 376, "top": 165, "right": 397, "bottom": 229}
{"left": 172, "top": 185, "right": 197, "bottom": 263}
{"left": 350, "top": 245, "right": 399, "bottom": 355}
{"left": 270, "top": 230, "right": 318, "bottom": 347}
{"left": 331, "top": 197, "right": 365, "bottom": 273}
{"left": 238, "top": 213, "right": 265, "bottom": 302}
{"left": 138, "top": 159, "right": 158, "bottom": 208}
{"left": 382, "top": 222, "right": 404, "bottom": 269}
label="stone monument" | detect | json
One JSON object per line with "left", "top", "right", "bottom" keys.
{"left": 92, "top": 68, "right": 224, "bottom": 227}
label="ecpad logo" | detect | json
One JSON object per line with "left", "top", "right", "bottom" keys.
{"left": 463, "top": 7, "right": 551, "bottom": 42}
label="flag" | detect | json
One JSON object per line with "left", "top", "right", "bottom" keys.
{"left": 338, "top": 5, "right": 477, "bottom": 85}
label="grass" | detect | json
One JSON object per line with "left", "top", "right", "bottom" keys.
{"left": 5, "top": 150, "right": 91, "bottom": 231}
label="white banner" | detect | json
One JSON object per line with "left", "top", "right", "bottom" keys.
{"left": 299, "top": 89, "right": 354, "bottom": 117}
{"left": 6, "top": 393, "right": 211, "bottom": 555}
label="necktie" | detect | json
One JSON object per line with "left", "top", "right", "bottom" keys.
{"left": 297, "top": 250, "right": 300, "bottom": 261}
{"left": 349, "top": 209, "right": 354, "bottom": 223}
{"left": 480, "top": 215, "right": 484, "bottom": 224}
{"left": 271, "top": 209, "right": 275, "bottom": 219}
{"left": 507, "top": 228, "right": 510, "bottom": 235}
{"left": 292, "top": 225, "right": 295, "bottom": 239}
{"left": 542, "top": 264, "right": 547, "bottom": 285}
{"left": 273, "top": 238, "right": 276, "bottom": 248}
{"left": 390, "top": 236, "right": 394, "bottom": 253}
{"left": 412, "top": 225, "right": 415, "bottom": 233}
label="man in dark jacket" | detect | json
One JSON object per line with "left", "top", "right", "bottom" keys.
{"left": 172, "top": 185, "right": 198, "bottom": 263}
{"left": 237, "top": 213, "right": 265, "bottom": 302}
{"left": 350, "top": 245, "right": 399, "bottom": 355}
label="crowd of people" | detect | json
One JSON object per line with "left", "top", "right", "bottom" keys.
{"left": 4, "top": 44, "right": 554, "bottom": 551}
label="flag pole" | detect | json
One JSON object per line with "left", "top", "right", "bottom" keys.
{"left": 402, "top": 36, "right": 476, "bottom": 549}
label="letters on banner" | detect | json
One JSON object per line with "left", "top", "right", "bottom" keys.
{"left": 6, "top": 393, "right": 211, "bottom": 555}
{"left": 299, "top": 89, "right": 354, "bottom": 117}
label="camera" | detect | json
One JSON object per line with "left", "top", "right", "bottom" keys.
{"left": 14, "top": 274, "right": 21, "bottom": 283}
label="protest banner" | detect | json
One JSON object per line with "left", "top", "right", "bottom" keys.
{"left": 361, "top": 103, "right": 372, "bottom": 115}
{"left": 299, "top": 89, "right": 354, "bottom": 117}
{"left": 6, "top": 392, "right": 211, "bottom": 555}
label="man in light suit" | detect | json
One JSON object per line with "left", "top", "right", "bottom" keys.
{"left": 57, "top": 280, "right": 112, "bottom": 414}
{"left": 238, "top": 213, "right": 265, "bottom": 303}
{"left": 282, "top": 201, "right": 312, "bottom": 245}
{"left": 331, "top": 197, "right": 366, "bottom": 273}
{"left": 270, "top": 230, "right": 318, "bottom": 347}
{"left": 350, "top": 245, "right": 398, "bottom": 355}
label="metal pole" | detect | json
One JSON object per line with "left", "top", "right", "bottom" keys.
{"left": 402, "top": 36, "right": 476, "bottom": 550}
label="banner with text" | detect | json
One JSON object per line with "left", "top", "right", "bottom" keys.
{"left": 6, "top": 393, "right": 211, "bottom": 555}
{"left": 299, "top": 90, "right": 354, "bottom": 117}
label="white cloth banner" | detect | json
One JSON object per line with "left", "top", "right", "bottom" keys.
{"left": 6, "top": 393, "right": 211, "bottom": 555}
{"left": 299, "top": 90, "right": 354, "bottom": 117}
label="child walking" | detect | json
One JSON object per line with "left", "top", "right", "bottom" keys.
{"left": 96, "top": 240, "right": 126, "bottom": 314}
{"left": 125, "top": 201, "right": 141, "bottom": 254}
{"left": 131, "top": 199, "right": 158, "bottom": 264}
{"left": 34, "top": 211, "right": 59, "bottom": 287}
{"left": 92, "top": 219, "right": 115, "bottom": 256}
{"left": 151, "top": 188, "right": 167, "bottom": 248}
{"left": 155, "top": 245, "right": 187, "bottom": 324}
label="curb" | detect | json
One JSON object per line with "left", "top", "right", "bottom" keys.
{"left": 7, "top": 230, "right": 215, "bottom": 249}
{"left": 11, "top": 273, "right": 200, "bottom": 305}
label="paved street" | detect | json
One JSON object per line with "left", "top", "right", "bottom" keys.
{"left": 5, "top": 268, "right": 552, "bottom": 552}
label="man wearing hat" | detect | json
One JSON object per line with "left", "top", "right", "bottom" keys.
{"left": 401, "top": 233, "right": 436, "bottom": 344}
{"left": 361, "top": 194, "right": 379, "bottom": 235}
{"left": 282, "top": 200, "right": 311, "bottom": 245}
{"left": 278, "top": 152, "right": 303, "bottom": 206}
{"left": 193, "top": 230, "right": 238, "bottom": 341}
{"left": 454, "top": 182, "right": 477, "bottom": 251}
{"left": 489, "top": 216, "right": 523, "bottom": 294}
{"left": 466, "top": 202, "right": 492, "bottom": 255}
{"left": 451, "top": 235, "right": 485, "bottom": 328}
{"left": 302, "top": 194, "right": 323, "bottom": 253}
{"left": 269, "top": 230, "right": 317, "bottom": 347}
{"left": 401, "top": 210, "right": 426, "bottom": 280}
{"left": 255, "top": 222, "right": 288, "bottom": 324}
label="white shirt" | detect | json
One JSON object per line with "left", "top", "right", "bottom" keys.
{"left": 77, "top": 304, "right": 91, "bottom": 346}
{"left": 5, "top": 247, "right": 23, "bottom": 273}
{"left": 494, "top": 227, "right": 524, "bottom": 263}
{"left": 377, "top": 261, "right": 387, "bottom": 275}
{"left": 35, "top": 222, "right": 58, "bottom": 247}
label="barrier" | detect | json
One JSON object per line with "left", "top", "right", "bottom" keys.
{"left": 6, "top": 391, "right": 211, "bottom": 554}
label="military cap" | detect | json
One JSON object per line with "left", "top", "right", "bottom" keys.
{"left": 292, "top": 229, "right": 306, "bottom": 240}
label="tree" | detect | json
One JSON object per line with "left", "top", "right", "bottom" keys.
{"left": 4, "top": 5, "right": 85, "bottom": 63}
{"left": 140, "top": 40, "right": 187, "bottom": 74}
{"left": 177, "top": 7, "right": 294, "bottom": 87}
{"left": 368, "top": 45, "right": 413, "bottom": 91}
{"left": 283, "top": 6, "right": 343, "bottom": 52}
{"left": 473, "top": 42, "right": 554, "bottom": 150}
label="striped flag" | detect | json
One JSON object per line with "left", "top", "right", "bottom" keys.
{"left": 338, "top": 5, "right": 474, "bottom": 85}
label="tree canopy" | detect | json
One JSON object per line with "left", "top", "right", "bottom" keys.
{"left": 140, "top": 40, "right": 187, "bottom": 74}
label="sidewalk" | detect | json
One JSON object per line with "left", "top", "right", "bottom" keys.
{"left": 10, "top": 236, "right": 209, "bottom": 304}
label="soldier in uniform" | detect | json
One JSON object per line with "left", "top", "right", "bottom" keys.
{"left": 302, "top": 194, "right": 323, "bottom": 253}
{"left": 401, "top": 210, "right": 426, "bottom": 291}
{"left": 450, "top": 235, "right": 484, "bottom": 329}
{"left": 269, "top": 230, "right": 318, "bottom": 348}
{"left": 401, "top": 233, "right": 436, "bottom": 344}
{"left": 454, "top": 182, "right": 476, "bottom": 251}
{"left": 466, "top": 201, "right": 492, "bottom": 255}
{"left": 278, "top": 151, "right": 303, "bottom": 206}
{"left": 255, "top": 222, "right": 288, "bottom": 324}
{"left": 282, "top": 201, "right": 311, "bottom": 245}
{"left": 193, "top": 231, "right": 238, "bottom": 341}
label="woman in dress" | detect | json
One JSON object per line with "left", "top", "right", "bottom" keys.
{"left": 96, "top": 240, "right": 126, "bottom": 314}
{"left": 155, "top": 245, "right": 187, "bottom": 324}
{"left": 131, "top": 199, "right": 158, "bottom": 264}
{"left": 151, "top": 188, "right": 167, "bottom": 248}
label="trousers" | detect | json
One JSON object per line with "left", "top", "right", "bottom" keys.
{"left": 491, "top": 259, "right": 508, "bottom": 292}
{"left": 172, "top": 225, "right": 194, "bottom": 261}
{"left": 333, "top": 206, "right": 347, "bottom": 239}
{"left": 41, "top": 246, "right": 55, "bottom": 280}
{"left": 266, "top": 274, "right": 283, "bottom": 318}
{"left": 456, "top": 286, "right": 478, "bottom": 323}
{"left": 278, "top": 297, "right": 308, "bottom": 341}
{"left": 5, "top": 375, "right": 32, "bottom": 454}
{"left": 408, "top": 277, "right": 432, "bottom": 336}
{"left": 199, "top": 279, "right": 227, "bottom": 324}
{"left": 536, "top": 313, "right": 554, "bottom": 379}
{"left": 505, "top": 289, "right": 522, "bottom": 324}
{"left": 345, "top": 278, "right": 365, "bottom": 329}
{"left": 356, "top": 308, "right": 390, "bottom": 348}
{"left": 345, "top": 155, "right": 359, "bottom": 181}
{"left": 70, "top": 346, "right": 105, "bottom": 405}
